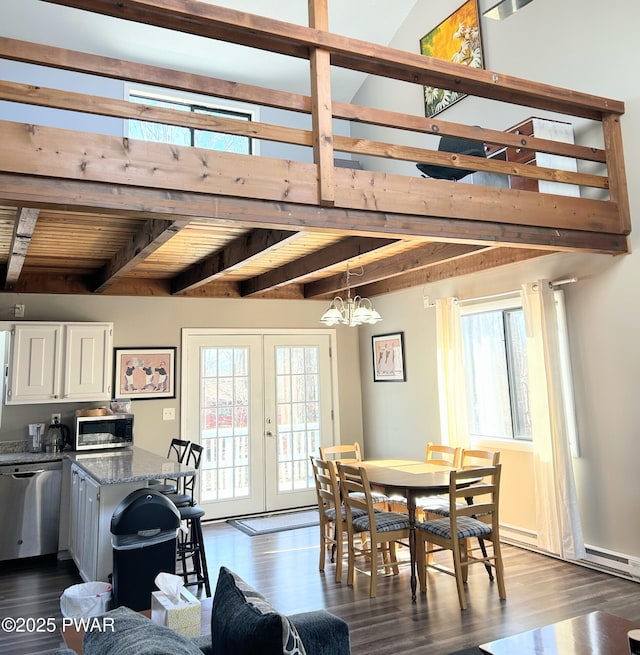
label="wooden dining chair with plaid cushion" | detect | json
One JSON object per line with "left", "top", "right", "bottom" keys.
{"left": 336, "top": 462, "right": 410, "bottom": 598}
{"left": 310, "top": 456, "right": 367, "bottom": 583}
{"left": 415, "top": 464, "right": 506, "bottom": 610}
{"left": 319, "top": 443, "right": 391, "bottom": 511}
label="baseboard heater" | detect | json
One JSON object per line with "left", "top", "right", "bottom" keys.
{"left": 499, "top": 524, "right": 640, "bottom": 582}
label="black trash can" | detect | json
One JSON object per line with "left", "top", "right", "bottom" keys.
{"left": 110, "top": 488, "right": 181, "bottom": 611}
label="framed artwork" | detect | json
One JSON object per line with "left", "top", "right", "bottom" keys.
{"left": 420, "top": 0, "right": 484, "bottom": 117}
{"left": 372, "top": 332, "right": 406, "bottom": 382}
{"left": 113, "top": 347, "right": 176, "bottom": 400}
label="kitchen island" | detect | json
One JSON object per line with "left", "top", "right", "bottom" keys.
{"left": 61, "top": 447, "right": 196, "bottom": 583}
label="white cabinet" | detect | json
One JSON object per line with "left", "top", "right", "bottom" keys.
{"left": 6, "top": 322, "right": 113, "bottom": 404}
{"left": 68, "top": 463, "right": 142, "bottom": 582}
{"left": 69, "top": 465, "right": 100, "bottom": 581}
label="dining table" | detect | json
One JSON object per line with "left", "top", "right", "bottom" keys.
{"left": 358, "top": 459, "right": 459, "bottom": 602}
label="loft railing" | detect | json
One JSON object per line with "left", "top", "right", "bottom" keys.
{"left": 0, "top": 0, "right": 630, "bottom": 252}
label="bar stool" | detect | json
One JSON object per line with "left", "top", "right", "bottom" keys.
{"left": 167, "top": 444, "right": 211, "bottom": 596}
{"left": 176, "top": 504, "right": 211, "bottom": 596}
{"left": 148, "top": 438, "right": 191, "bottom": 494}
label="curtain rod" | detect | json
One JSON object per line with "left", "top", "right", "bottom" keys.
{"left": 423, "top": 277, "right": 577, "bottom": 308}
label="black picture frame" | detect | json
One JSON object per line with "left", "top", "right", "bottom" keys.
{"left": 372, "top": 332, "right": 406, "bottom": 382}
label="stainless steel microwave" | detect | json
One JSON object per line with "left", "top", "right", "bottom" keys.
{"left": 74, "top": 413, "right": 134, "bottom": 451}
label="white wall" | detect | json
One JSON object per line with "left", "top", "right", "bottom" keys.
{"left": 353, "top": 0, "right": 640, "bottom": 559}
{"left": 0, "top": 294, "right": 364, "bottom": 458}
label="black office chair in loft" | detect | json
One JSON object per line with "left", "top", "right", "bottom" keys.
{"left": 416, "top": 134, "right": 487, "bottom": 181}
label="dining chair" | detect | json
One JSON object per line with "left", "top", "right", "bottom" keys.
{"left": 421, "top": 447, "right": 501, "bottom": 577}
{"left": 148, "top": 437, "right": 191, "bottom": 494}
{"left": 415, "top": 464, "right": 506, "bottom": 610}
{"left": 426, "top": 442, "right": 461, "bottom": 467}
{"left": 336, "top": 461, "right": 410, "bottom": 597}
{"left": 310, "top": 456, "right": 366, "bottom": 583}
{"left": 319, "top": 443, "right": 391, "bottom": 511}
{"left": 319, "top": 442, "right": 362, "bottom": 463}
{"left": 392, "top": 443, "right": 460, "bottom": 517}
{"left": 460, "top": 448, "right": 501, "bottom": 469}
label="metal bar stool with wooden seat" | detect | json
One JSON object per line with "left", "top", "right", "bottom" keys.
{"left": 168, "top": 443, "right": 211, "bottom": 596}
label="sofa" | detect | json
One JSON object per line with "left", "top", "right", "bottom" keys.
{"left": 54, "top": 566, "right": 351, "bottom": 655}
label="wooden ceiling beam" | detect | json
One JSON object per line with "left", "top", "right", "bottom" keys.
{"left": 0, "top": 174, "right": 628, "bottom": 255}
{"left": 304, "top": 242, "right": 487, "bottom": 298}
{"left": 358, "top": 248, "right": 549, "bottom": 297}
{"left": 240, "top": 236, "right": 397, "bottom": 297}
{"left": 92, "top": 218, "right": 190, "bottom": 293}
{"left": 4, "top": 207, "right": 39, "bottom": 289}
{"left": 171, "top": 229, "right": 301, "bottom": 295}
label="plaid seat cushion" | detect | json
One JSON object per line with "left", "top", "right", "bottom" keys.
{"left": 349, "top": 491, "right": 390, "bottom": 504}
{"left": 420, "top": 496, "right": 454, "bottom": 516}
{"left": 416, "top": 516, "right": 492, "bottom": 540}
{"left": 353, "top": 510, "right": 409, "bottom": 533}
{"left": 324, "top": 506, "right": 367, "bottom": 521}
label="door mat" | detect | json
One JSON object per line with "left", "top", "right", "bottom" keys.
{"left": 227, "top": 509, "right": 319, "bottom": 536}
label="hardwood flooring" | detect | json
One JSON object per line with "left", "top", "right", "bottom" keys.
{"left": 1, "top": 520, "right": 639, "bottom": 654}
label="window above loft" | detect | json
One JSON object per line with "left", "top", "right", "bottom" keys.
{"left": 125, "top": 86, "right": 255, "bottom": 155}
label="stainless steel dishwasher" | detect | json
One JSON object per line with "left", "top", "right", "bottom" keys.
{"left": 0, "top": 460, "right": 62, "bottom": 560}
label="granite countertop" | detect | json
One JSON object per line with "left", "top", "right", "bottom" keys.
{"left": 0, "top": 451, "right": 67, "bottom": 465}
{"left": 0, "top": 447, "right": 197, "bottom": 485}
{"left": 67, "top": 447, "right": 197, "bottom": 485}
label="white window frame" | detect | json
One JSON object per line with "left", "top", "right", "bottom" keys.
{"left": 460, "top": 294, "right": 531, "bottom": 450}
{"left": 123, "top": 82, "right": 260, "bottom": 156}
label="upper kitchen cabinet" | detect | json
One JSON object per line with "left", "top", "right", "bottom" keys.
{"left": 6, "top": 322, "right": 113, "bottom": 404}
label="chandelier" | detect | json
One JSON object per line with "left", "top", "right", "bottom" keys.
{"left": 319, "top": 268, "right": 382, "bottom": 327}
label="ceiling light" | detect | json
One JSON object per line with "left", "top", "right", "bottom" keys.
{"left": 320, "top": 268, "right": 382, "bottom": 328}
{"left": 483, "top": 0, "right": 534, "bottom": 20}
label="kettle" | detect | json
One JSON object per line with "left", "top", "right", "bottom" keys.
{"left": 44, "top": 417, "right": 71, "bottom": 453}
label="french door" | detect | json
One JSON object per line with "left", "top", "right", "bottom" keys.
{"left": 182, "top": 330, "right": 335, "bottom": 519}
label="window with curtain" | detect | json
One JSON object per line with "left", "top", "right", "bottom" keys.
{"left": 127, "top": 92, "right": 252, "bottom": 154}
{"left": 461, "top": 299, "right": 532, "bottom": 441}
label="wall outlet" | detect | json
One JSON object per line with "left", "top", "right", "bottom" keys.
{"left": 51, "top": 413, "right": 61, "bottom": 424}
{"left": 162, "top": 407, "right": 175, "bottom": 421}
{"left": 12, "top": 304, "right": 25, "bottom": 318}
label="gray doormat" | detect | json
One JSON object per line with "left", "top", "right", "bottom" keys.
{"left": 227, "top": 509, "right": 319, "bottom": 536}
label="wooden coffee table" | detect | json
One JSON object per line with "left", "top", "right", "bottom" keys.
{"left": 479, "top": 610, "right": 640, "bottom": 655}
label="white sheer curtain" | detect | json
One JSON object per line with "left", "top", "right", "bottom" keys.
{"left": 521, "top": 280, "right": 585, "bottom": 560}
{"left": 435, "top": 297, "right": 469, "bottom": 450}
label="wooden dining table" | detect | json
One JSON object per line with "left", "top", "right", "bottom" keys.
{"left": 359, "top": 459, "right": 458, "bottom": 602}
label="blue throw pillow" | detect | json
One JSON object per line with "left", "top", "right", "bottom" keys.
{"left": 211, "top": 567, "right": 307, "bottom": 655}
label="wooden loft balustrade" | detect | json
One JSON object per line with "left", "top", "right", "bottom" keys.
{"left": 0, "top": 0, "right": 631, "bottom": 288}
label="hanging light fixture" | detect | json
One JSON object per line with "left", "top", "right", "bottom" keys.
{"left": 319, "top": 267, "right": 383, "bottom": 327}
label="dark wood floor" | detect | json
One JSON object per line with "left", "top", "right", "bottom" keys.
{"left": 1, "top": 520, "right": 640, "bottom": 654}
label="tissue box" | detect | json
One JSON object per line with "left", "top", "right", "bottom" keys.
{"left": 151, "top": 587, "right": 201, "bottom": 637}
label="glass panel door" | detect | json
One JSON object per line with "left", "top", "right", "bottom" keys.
{"left": 184, "top": 331, "right": 333, "bottom": 518}
{"left": 185, "top": 335, "right": 264, "bottom": 518}
{"left": 264, "top": 335, "right": 333, "bottom": 510}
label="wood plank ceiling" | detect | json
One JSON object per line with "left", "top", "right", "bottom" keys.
{"left": 0, "top": 0, "right": 629, "bottom": 301}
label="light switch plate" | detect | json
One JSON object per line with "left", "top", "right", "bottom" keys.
{"left": 162, "top": 407, "right": 175, "bottom": 421}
